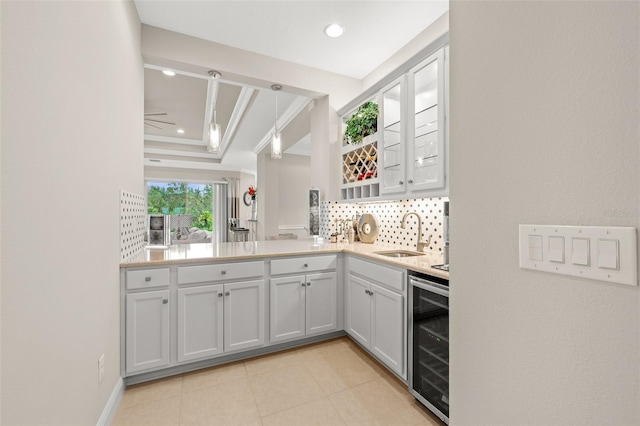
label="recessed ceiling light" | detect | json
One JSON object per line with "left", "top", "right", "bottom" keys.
{"left": 162, "top": 70, "right": 176, "bottom": 76}
{"left": 324, "top": 23, "right": 344, "bottom": 38}
{"left": 177, "top": 129, "right": 185, "bottom": 134}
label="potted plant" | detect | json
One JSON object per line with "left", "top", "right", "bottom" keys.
{"left": 343, "top": 101, "right": 378, "bottom": 145}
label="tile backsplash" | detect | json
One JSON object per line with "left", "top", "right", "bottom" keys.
{"left": 120, "top": 190, "right": 147, "bottom": 262}
{"left": 320, "top": 197, "right": 448, "bottom": 254}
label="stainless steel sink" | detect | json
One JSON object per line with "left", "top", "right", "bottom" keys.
{"left": 374, "top": 250, "right": 425, "bottom": 258}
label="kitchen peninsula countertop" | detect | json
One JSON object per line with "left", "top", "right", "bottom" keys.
{"left": 121, "top": 240, "right": 449, "bottom": 279}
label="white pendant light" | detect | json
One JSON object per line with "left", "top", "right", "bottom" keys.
{"left": 207, "top": 70, "right": 222, "bottom": 154}
{"left": 271, "top": 84, "right": 282, "bottom": 159}
{"left": 208, "top": 117, "right": 220, "bottom": 154}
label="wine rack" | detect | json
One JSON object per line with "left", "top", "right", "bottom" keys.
{"left": 340, "top": 133, "right": 379, "bottom": 201}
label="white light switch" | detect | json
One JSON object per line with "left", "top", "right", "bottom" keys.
{"left": 528, "top": 235, "right": 543, "bottom": 261}
{"left": 571, "top": 238, "right": 590, "bottom": 266}
{"left": 597, "top": 239, "right": 619, "bottom": 270}
{"left": 548, "top": 236, "right": 565, "bottom": 263}
{"left": 519, "top": 225, "right": 636, "bottom": 286}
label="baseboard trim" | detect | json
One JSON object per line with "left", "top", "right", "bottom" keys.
{"left": 97, "top": 377, "right": 124, "bottom": 426}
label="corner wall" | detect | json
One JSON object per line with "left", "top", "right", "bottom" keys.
{"left": 257, "top": 153, "right": 311, "bottom": 240}
{"left": 449, "top": 2, "right": 639, "bottom": 424}
{"left": 1, "top": 1, "right": 143, "bottom": 424}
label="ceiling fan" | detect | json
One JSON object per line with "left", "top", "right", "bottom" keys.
{"left": 144, "top": 112, "right": 175, "bottom": 130}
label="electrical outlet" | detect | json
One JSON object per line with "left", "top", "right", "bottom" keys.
{"left": 98, "top": 354, "right": 105, "bottom": 384}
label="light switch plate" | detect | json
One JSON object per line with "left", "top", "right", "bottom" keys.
{"left": 548, "top": 236, "right": 565, "bottom": 263}
{"left": 571, "top": 238, "right": 590, "bottom": 266}
{"left": 519, "top": 225, "right": 637, "bottom": 286}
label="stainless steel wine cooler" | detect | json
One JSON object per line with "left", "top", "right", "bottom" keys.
{"left": 408, "top": 271, "right": 449, "bottom": 424}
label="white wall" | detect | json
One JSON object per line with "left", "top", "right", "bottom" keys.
{"left": 449, "top": 2, "right": 639, "bottom": 425}
{"left": 257, "top": 153, "right": 311, "bottom": 240}
{"left": 1, "top": 1, "right": 143, "bottom": 424}
{"left": 361, "top": 11, "right": 449, "bottom": 92}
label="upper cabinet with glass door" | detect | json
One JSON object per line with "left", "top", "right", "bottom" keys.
{"left": 338, "top": 43, "right": 448, "bottom": 202}
{"left": 379, "top": 77, "right": 406, "bottom": 195}
{"left": 407, "top": 49, "right": 445, "bottom": 192}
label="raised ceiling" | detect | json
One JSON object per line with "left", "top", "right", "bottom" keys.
{"left": 137, "top": 1, "right": 449, "bottom": 174}
{"left": 134, "top": 1, "right": 450, "bottom": 79}
{"left": 143, "top": 66, "right": 308, "bottom": 173}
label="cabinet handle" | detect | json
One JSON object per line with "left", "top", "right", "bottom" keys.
{"left": 162, "top": 299, "right": 168, "bottom": 304}
{"left": 301, "top": 282, "right": 306, "bottom": 287}
{"left": 145, "top": 276, "right": 151, "bottom": 282}
{"left": 399, "top": 180, "right": 404, "bottom": 185}
{"left": 224, "top": 291, "right": 230, "bottom": 296}
{"left": 303, "top": 263, "right": 309, "bottom": 267}
{"left": 364, "top": 289, "right": 369, "bottom": 295}
{"left": 408, "top": 179, "right": 413, "bottom": 184}
{"left": 218, "top": 293, "right": 223, "bottom": 297}
{"left": 221, "top": 270, "right": 227, "bottom": 275}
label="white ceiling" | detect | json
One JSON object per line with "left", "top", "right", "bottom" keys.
{"left": 137, "top": 1, "right": 449, "bottom": 174}
{"left": 134, "top": 1, "right": 449, "bottom": 80}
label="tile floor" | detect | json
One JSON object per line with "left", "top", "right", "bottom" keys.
{"left": 112, "top": 337, "right": 445, "bottom": 426}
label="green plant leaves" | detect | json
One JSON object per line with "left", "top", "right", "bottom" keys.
{"left": 344, "top": 101, "right": 378, "bottom": 145}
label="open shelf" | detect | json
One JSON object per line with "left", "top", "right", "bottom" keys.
{"left": 341, "top": 134, "right": 380, "bottom": 201}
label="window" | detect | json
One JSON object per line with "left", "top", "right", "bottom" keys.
{"left": 147, "top": 182, "right": 213, "bottom": 231}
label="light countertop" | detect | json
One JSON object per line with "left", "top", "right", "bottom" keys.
{"left": 121, "top": 240, "right": 448, "bottom": 279}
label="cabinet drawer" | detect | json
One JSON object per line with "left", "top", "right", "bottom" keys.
{"left": 349, "top": 257, "right": 404, "bottom": 292}
{"left": 178, "top": 261, "right": 264, "bottom": 284}
{"left": 126, "top": 268, "right": 170, "bottom": 290}
{"left": 270, "top": 255, "right": 337, "bottom": 275}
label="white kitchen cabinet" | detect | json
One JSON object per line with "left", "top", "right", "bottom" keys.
{"left": 407, "top": 48, "right": 446, "bottom": 192}
{"left": 346, "top": 256, "right": 406, "bottom": 379}
{"left": 306, "top": 272, "right": 338, "bottom": 335}
{"left": 224, "top": 279, "right": 265, "bottom": 352}
{"left": 177, "top": 285, "right": 224, "bottom": 363}
{"left": 379, "top": 76, "right": 407, "bottom": 195}
{"left": 122, "top": 254, "right": 344, "bottom": 379}
{"left": 370, "top": 282, "right": 404, "bottom": 375}
{"left": 339, "top": 45, "right": 448, "bottom": 201}
{"left": 270, "top": 272, "right": 338, "bottom": 343}
{"left": 346, "top": 274, "right": 372, "bottom": 346}
{"left": 269, "top": 255, "right": 338, "bottom": 344}
{"left": 270, "top": 275, "right": 306, "bottom": 342}
{"left": 177, "top": 279, "right": 265, "bottom": 363}
{"left": 126, "top": 289, "right": 170, "bottom": 374}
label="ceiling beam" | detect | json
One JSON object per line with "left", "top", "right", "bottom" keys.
{"left": 216, "top": 87, "right": 256, "bottom": 159}
{"left": 145, "top": 147, "right": 217, "bottom": 160}
{"left": 144, "top": 158, "right": 256, "bottom": 176}
{"left": 252, "top": 97, "right": 314, "bottom": 155}
{"left": 144, "top": 134, "right": 205, "bottom": 146}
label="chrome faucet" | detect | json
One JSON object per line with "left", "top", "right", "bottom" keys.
{"left": 401, "top": 211, "right": 432, "bottom": 252}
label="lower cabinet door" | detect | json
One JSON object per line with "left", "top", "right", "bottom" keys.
{"left": 224, "top": 280, "right": 265, "bottom": 352}
{"left": 270, "top": 275, "right": 306, "bottom": 343}
{"left": 177, "top": 285, "right": 224, "bottom": 363}
{"left": 126, "top": 289, "right": 170, "bottom": 374}
{"left": 347, "top": 274, "right": 372, "bottom": 347}
{"left": 370, "top": 283, "right": 405, "bottom": 378}
{"left": 306, "top": 272, "right": 337, "bottom": 336}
